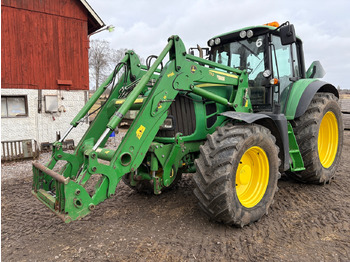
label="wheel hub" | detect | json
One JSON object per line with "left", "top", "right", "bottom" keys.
{"left": 238, "top": 165, "right": 252, "bottom": 185}
{"left": 318, "top": 111, "right": 339, "bottom": 168}
{"left": 235, "top": 146, "right": 269, "bottom": 208}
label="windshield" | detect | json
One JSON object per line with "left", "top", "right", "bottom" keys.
{"left": 212, "top": 34, "right": 269, "bottom": 107}
{"left": 212, "top": 35, "right": 267, "bottom": 80}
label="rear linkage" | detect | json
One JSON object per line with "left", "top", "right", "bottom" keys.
{"left": 32, "top": 35, "right": 249, "bottom": 222}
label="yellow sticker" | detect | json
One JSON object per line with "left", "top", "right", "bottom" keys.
{"left": 135, "top": 98, "right": 144, "bottom": 103}
{"left": 116, "top": 98, "right": 143, "bottom": 105}
{"left": 115, "top": 99, "right": 125, "bottom": 105}
{"left": 167, "top": 72, "right": 175, "bottom": 78}
{"left": 136, "top": 125, "right": 146, "bottom": 140}
{"left": 105, "top": 150, "right": 110, "bottom": 154}
{"left": 245, "top": 100, "right": 249, "bottom": 107}
{"left": 209, "top": 70, "right": 238, "bottom": 79}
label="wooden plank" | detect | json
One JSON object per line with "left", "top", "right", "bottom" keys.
{"left": 1, "top": 7, "right": 10, "bottom": 87}
{"left": 342, "top": 113, "right": 350, "bottom": 130}
{"left": 2, "top": 1, "right": 90, "bottom": 91}
{"left": 340, "top": 99, "right": 350, "bottom": 113}
{"left": 339, "top": 98, "right": 350, "bottom": 130}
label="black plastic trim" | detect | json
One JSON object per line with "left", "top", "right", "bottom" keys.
{"left": 221, "top": 111, "right": 289, "bottom": 171}
{"left": 295, "top": 80, "right": 339, "bottom": 119}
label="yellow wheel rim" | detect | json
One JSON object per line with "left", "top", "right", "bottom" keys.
{"left": 318, "top": 111, "right": 339, "bottom": 168}
{"left": 236, "top": 146, "right": 269, "bottom": 208}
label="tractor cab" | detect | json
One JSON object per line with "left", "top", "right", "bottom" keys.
{"left": 208, "top": 22, "right": 305, "bottom": 114}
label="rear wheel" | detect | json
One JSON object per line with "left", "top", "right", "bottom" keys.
{"left": 193, "top": 124, "right": 280, "bottom": 227}
{"left": 287, "top": 93, "right": 343, "bottom": 183}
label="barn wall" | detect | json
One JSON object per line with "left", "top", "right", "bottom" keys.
{"left": 1, "top": 1, "right": 90, "bottom": 91}
{"left": 1, "top": 88, "right": 89, "bottom": 145}
{"left": 1, "top": 0, "right": 88, "bottom": 21}
{"left": 1, "top": 0, "right": 100, "bottom": 148}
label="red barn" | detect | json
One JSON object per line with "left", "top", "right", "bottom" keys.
{"left": 1, "top": 0, "right": 104, "bottom": 159}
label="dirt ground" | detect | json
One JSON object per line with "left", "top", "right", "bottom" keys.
{"left": 2, "top": 131, "right": 350, "bottom": 262}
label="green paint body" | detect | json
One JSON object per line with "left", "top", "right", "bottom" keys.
{"left": 32, "top": 25, "right": 335, "bottom": 222}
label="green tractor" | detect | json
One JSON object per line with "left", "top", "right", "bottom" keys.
{"left": 32, "top": 21, "right": 343, "bottom": 226}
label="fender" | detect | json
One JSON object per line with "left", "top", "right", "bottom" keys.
{"left": 221, "top": 111, "right": 290, "bottom": 171}
{"left": 284, "top": 80, "right": 339, "bottom": 120}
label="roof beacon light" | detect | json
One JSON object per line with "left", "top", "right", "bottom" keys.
{"left": 239, "top": 30, "right": 247, "bottom": 38}
{"left": 264, "top": 21, "right": 280, "bottom": 27}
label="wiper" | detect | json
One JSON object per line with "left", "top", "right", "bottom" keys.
{"left": 237, "top": 41, "right": 261, "bottom": 60}
{"left": 251, "top": 58, "right": 264, "bottom": 75}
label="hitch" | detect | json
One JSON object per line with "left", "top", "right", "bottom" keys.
{"left": 32, "top": 161, "right": 97, "bottom": 223}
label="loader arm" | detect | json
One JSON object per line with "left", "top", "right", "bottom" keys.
{"left": 32, "top": 36, "right": 249, "bottom": 222}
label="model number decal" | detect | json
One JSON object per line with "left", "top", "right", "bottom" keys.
{"left": 217, "top": 75, "right": 225, "bottom": 81}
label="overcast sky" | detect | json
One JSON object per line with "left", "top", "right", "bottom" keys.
{"left": 88, "top": 0, "right": 350, "bottom": 89}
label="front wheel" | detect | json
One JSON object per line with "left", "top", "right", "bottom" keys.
{"left": 193, "top": 124, "right": 280, "bottom": 227}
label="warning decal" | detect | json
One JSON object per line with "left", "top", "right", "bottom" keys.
{"left": 136, "top": 125, "right": 146, "bottom": 140}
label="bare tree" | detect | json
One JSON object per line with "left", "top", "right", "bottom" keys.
{"left": 112, "top": 48, "right": 128, "bottom": 79}
{"left": 89, "top": 40, "right": 118, "bottom": 91}
{"left": 89, "top": 40, "right": 143, "bottom": 91}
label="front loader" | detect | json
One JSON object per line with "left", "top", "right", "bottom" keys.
{"left": 32, "top": 22, "right": 343, "bottom": 226}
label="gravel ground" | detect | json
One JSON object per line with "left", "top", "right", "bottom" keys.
{"left": 1, "top": 129, "right": 350, "bottom": 261}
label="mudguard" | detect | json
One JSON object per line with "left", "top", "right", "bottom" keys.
{"left": 221, "top": 111, "right": 290, "bottom": 171}
{"left": 284, "top": 79, "right": 339, "bottom": 120}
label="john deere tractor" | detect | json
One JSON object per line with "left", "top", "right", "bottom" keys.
{"left": 32, "top": 21, "right": 343, "bottom": 226}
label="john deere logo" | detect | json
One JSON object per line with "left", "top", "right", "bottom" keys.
{"left": 191, "top": 65, "right": 197, "bottom": 73}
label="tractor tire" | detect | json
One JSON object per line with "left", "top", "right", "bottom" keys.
{"left": 287, "top": 93, "right": 343, "bottom": 184}
{"left": 122, "top": 170, "right": 182, "bottom": 194}
{"left": 193, "top": 124, "right": 280, "bottom": 227}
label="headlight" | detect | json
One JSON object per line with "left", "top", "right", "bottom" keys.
{"left": 160, "top": 116, "right": 175, "bottom": 130}
{"left": 239, "top": 30, "right": 247, "bottom": 38}
{"left": 263, "top": 69, "right": 271, "bottom": 78}
{"left": 247, "top": 30, "right": 254, "bottom": 38}
{"left": 214, "top": 37, "right": 221, "bottom": 45}
{"left": 208, "top": 39, "right": 215, "bottom": 47}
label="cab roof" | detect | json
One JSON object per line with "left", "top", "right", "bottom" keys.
{"left": 209, "top": 24, "right": 302, "bottom": 45}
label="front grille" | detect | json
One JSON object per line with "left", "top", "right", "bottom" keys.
{"left": 157, "top": 95, "right": 196, "bottom": 137}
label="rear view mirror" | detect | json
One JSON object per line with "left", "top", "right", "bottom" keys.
{"left": 280, "top": 23, "right": 296, "bottom": 45}
{"left": 306, "top": 61, "right": 326, "bottom": 79}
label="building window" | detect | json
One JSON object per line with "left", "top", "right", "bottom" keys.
{"left": 44, "top": 95, "right": 58, "bottom": 113}
{"left": 1, "top": 95, "right": 28, "bottom": 118}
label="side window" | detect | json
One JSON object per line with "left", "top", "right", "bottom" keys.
{"left": 271, "top": 36, "right": 292, "bottom": 82}
{"left": 215, "top": 50, "right": 229, "bottom": 66}
{"left": 271, "top": 35, "right": 301, "bottom": 110}
{"left": 229, "top": 53, "right": 240, "bottom": 68}
{"left": 291, "top": 43, "right": 300, "bottom": 78}
{"left": 1, "top": 96, "right": 28, "bottom": 118}
{"left": 271, "top": 35, "right": 293, "bottom": 106}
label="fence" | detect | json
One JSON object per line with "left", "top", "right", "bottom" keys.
{"left": 340, "top": 99, "right": 350, "bottom": 130}
{"left": 1, "top": 139, "right": 39, "bottom": 161}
